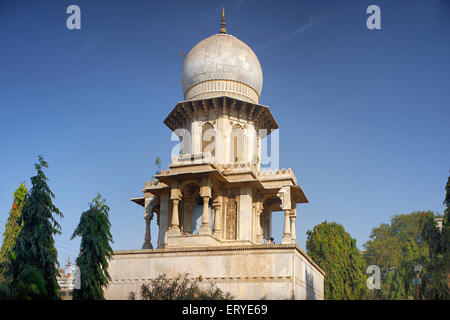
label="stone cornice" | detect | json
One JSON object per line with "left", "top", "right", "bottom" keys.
{"left": 112, "top": 244, "right": 325, "bottom": 276}
{"left": 142, "top": 164, "right": 308, "bottom": 203}
{"left": 164, "top": 96, "right": 278, "bottom": 137}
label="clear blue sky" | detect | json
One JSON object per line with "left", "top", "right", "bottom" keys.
{"left": 1, "top": 0, "right": 449, "bottom": 266}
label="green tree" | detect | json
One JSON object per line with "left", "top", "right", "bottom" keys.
{"left": 441, "top": 174, "right": 450, "bottom": 274}
{"left": 418, "top": 175, "right": 450, "bottom": 300}
{"left": 306, "top": 221, "right": 367, "bottom": 300}
{"left": 363, "top": 211, "right": 431, "bottom": 299}
{"left": 0, "top": 183, "right": 28, "bottom": 276}
{"left": 364, "top": 212, "right": 427, "bottom": 269}
{"left": 0, "top": 183, "right": 28, "bottom": 298}
{"left": 5, "top": 156, "right": 63, "bottom": 299}
{"left": 387, "top": 238, "right": 426, "bottom": 299}
{"left": 71, "top": 193, "right": 113, "bottom": 300}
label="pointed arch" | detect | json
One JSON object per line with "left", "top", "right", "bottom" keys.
{"left": 231, "top": 124, "right": 245, "bottom": 163}
{"left": 201, "top": 122, "right": 215, "bottom": 158}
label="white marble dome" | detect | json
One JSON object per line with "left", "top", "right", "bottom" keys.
{"left": 181, "top": 33, "right": 263, "bottom": 103}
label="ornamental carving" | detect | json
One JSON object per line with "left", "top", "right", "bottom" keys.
{"left": 226, "top": 194, "right": 237, "bottom": 240}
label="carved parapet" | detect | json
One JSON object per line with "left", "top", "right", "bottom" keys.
{"left": 171, "top": 152, "right": 213, "bottom": 165}
{"left": 152, "top": 169, "right": 172, "bottom": 177}
{"left": 145, "top": 180, "right": 158, "bottom": 188}
{"left": 216, "top": 162, "right": 259, "bottom": 175}
{"left": 259, "top": 168, "right": 298, "bottom": 185}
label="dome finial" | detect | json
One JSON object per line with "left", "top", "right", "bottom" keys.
{"left": 220, "top": 6, "right": 227, "bottom": 34}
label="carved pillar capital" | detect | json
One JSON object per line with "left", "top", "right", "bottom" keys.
{"left": 290, "top": 208, "right": 297, "bottom": 217}
{"left": 277, "top": 186, "right": 292, "bottom": 211}
{"left": 200, "top": 185, "right": 211, "bottom": 198}
{"left": 170, "top": 187, "right": 182, "bottom": 201}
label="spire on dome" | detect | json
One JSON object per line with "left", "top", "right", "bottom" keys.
{"left": 220, "top": 7, "right": 227, "bottom": 34}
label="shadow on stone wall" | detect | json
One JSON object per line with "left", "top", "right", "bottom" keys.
{"left": 305, "top": 267, "right": 316, "bottom": 300}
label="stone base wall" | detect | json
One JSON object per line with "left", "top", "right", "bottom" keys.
{"left": 104, "top": 244, "right": 324, "bottom": 300}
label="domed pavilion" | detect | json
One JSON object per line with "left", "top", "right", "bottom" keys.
{"left": 104, "top": 9, "right": 324, "bottom": 300}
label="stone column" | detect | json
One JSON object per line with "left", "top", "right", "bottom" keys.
{"left": 199, "top": 196, "right": 211, "bottom": 235}
{"left": 169, "top": 187, "right": 182, "bottom": 236}
{"left": 142, "top": 197, "right": 153, "bottom": 249}
{"left": 290, "top": 208, "right": 297, "bottom": 243}
{"left": 142, "top": 213, "right": 153, "bottom": 249}
{"left": 212, "top": 199, "right": 222, "bottom": 237}
{"left": 169, "top": 198, "right": 181, "bottom": 235}
{"left": 281, "top": 209, "right": 291, "bottom": 244}
{"left": 199, "top": 184, "right": 211, "bottom": 235}
{"left": 171, "top": 198, "right": 180, "bottom": 231}
{"left": 256, "top": 206, "right": 263, "bottom": 243}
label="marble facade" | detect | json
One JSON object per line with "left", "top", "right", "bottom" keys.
{"left": 103, "top": 11, "right": 324, "bottom": 300}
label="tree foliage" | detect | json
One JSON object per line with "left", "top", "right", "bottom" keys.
{"left": 418, "top": 175, "right": 450, "bottom": 300}
{"left": 0, "top": 183, "right": 28, "bottom": 277}
{"left": 363, "top": 205, "right": 450, "bottom": 300}
{"left": 151, "top": 156, "right": 161, "bottom": 182}
{"left": 364, "top": 212, "right": 427, "bottom": 270}
{"left": 442, "top": 175, "right": 450, "bottom": 253}
{"left": 128, "top": 273, "right": 233, "bottom": 300}
{"left": 4, "top": 156, "right": 63, "bottom": 299}
{"left": 71, "top": 193, "right": 113, "bottom": 300}
{"left": 363, "top": 211, "right": 431, "bottom": 299}
{"left": 386, "top": 238, "right": 427, "bottom": 299}
{"left": 306, "top": 221, "right": 367, "bottom": 300}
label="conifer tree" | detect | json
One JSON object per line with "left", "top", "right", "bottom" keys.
{"left": 442, "top": 174, "right": 449, "bottom": 262}
{"left": 6, "top": 155, "right": 63, "bottom": 299}
{"left": 71, "top": 193, "right": 113, "bottom": 300}
{"left": 443, "top": 175, "right": 450, "bottom": 296}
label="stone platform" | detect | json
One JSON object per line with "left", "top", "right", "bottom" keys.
{"left": 104, "top": 244, "right": 324, "bottom": 300}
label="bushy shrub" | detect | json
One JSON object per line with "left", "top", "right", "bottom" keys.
{"left": 128, "top": 273, "right": 233, "bottom": 300}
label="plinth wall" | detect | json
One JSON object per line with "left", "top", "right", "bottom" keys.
{"left": 104, "top": 244, "right": 324, "bottom": 300}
